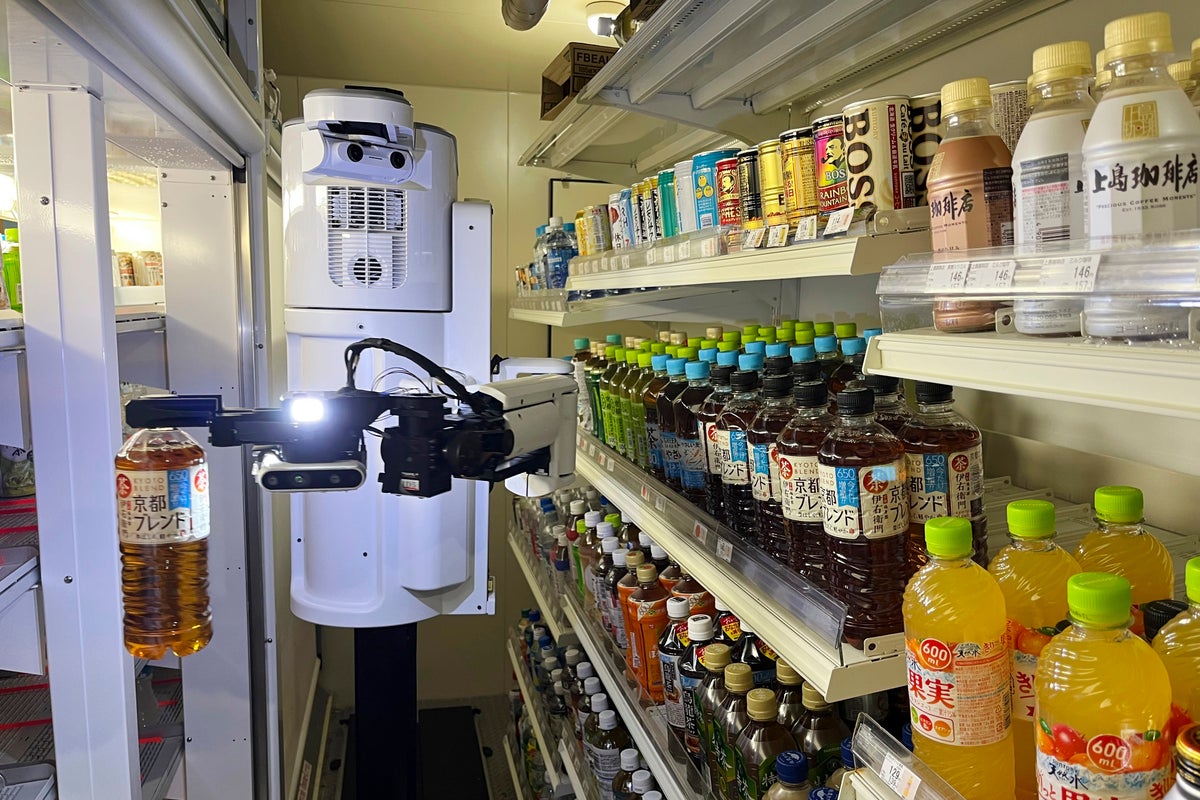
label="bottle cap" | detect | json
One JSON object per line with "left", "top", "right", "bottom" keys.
{"left": 842, "top": 737, "right": 856, "bottom": 768}
{"left": 573, "top": 337, "right": 590, "bottom": 350}
{"left": 585, "top": 511, "right": 603, "bottom": 527}
{"left": 794, "top": 321, "right": 815, "bottom": 332}
{"left": 724, "top": 662, "right": 754, "bottom": 692}
{"left": 699, "top": 348, "right": 718, "bottom": 364}
{"left": 550, "top": 668, "right": 564, "bottom": 684}
{"left": 1031, "top": 40, "right": 1093, "bottom": 84}
{"left": 598, "top": 709, "right": 618, "bottom": 730}
{"left": 864, "top": 374, "right": 900, "bottom": 396}
{"left": 685, "top": 360, "right": 710, "bottom": 380}
{"left": 743, "top": 325, "right": 759, "bottom": 336}
{"left": 626, "top": 350, "right": 639, "bottom": 365}
{"left": 592, "top": 692, "right": 610, "bottom": 712}
{"left": 529, "top": 609, "right": 542, "bottom": 622}
{"left": 688, "top": 614, "right": 714, "bottom": 641}
{"left": 915, "top": 381, "right": 953, "bottom": 404}
{"left": 614, "top": 347, "right": 628, "bottom": 363}
{"left": 792, "top": 359, "right": 821, "bottom": 384}
{"left": 644, "top": 793, "right": 663, "bottom": 800}
{"left": 554, "top": 681, "right": 567, "bottom": 696}
{"left": 925, "top": 517, "right": 973, "bottom": 558}
{"left": 650, "top": 544, "right": 667, "bottom": 559}
{"left": 601, "top": 536, "right": 619, "bottom": 553}
{"left": 758, "top": 326, "right": 776, "bottom": 338}
{"left": 765, "top": 355, "right": 793, "bottom": 377}
{"left": 1007, "top": 499, "right": 1056, "bottom": 540}
{"left": 718, "top": 340, "right": 740, "bottom": 353}
{"left": 711, "top": 365, "right": 735, "bottom": 386}
{"left": 746, "top": 687, "right": 779, "bottom": 720}
{"left": 731, "top": 369, "right": 760, "bottom": 392}
{"left": 688, "top": 337, "right": 702, "bottom": 349}
{"left": 802, "top": 683, "right": 830, "bottom": 710}
{"left": 548, "top": 215, "right": 563, "bottom": 227}
{"left": 706, "top": 326, "right": 724, "bottom": 340}
{"left": 678, "top": 347, "right": 699, "bottom": 360}
{"left": 667, "top": 597, "right": 691, "bottom": 620}
{"left": 620, "top": 748, "right": 640, "bottom": 771}
{"left": 1068, "top": 572, "right": 1132, "bottom": 628}
{"left": 605, "top": 345, "right": 617, "bottom": 360}
{"left": 723, "top": 331, "right": 742, "bottom": 343}
{"left": 863, "top": 327, "right": 883, "bottom": 341}
{"left": 763, "top": 374, "right": 793, "bottom": 398}
{"left": 1177, "top": 725, "right": 1200, "bottom": 780}
{"left": 613, "top": 549, "right": 627, "bottom": 566}
{"left": 626, "top": 550, "right": 646, "bottom": 570}
{"left": 745, "top": 341, "right": 767, "bottom": 356}
{"left": 1094, "top": 485, "right": 1144, "bottom": 523}
{"left": 598, "top": 521, "right": 615, "bottom": 538}
{"left": 565, "top": 648, "right": 581, "bottom": 665}
{"left": 1189, "top": 556, "right": 1200, "bottom": 604}
{"left": 636, "top": 564, "right": 659, "bottom": 584}
{"left": 1104, "top": 12, "right": 1173, "bottom": 61}
{"left": 714, "top": 595, "right": 729, "bottom": 611}
{"left": 606, "top": 334, "right": 623, "bottom": 345}
{"left": 794, "top": 380, "right": 829, "bottom": 407}
{"left": 570, "top": 500, "right": 586, "bottom": 515}
{"left": 637, "top": 353, "right": 653, "bottom": 368}
{"left": 579, "top": 662, "right": 594, "bottom": 680}
{"left": 814, "top": 321, "right": 835, "bottom": 336}
{"left": 836, "top": 387, "right": 874, "bottom": 416}
{"left": 792, "top": 330, "right": 814, "bottom": 346}
{"left": 632, "top": 769, "right": 655, "bottom": 793}
{"left": 1169, "top": 60, "right": 1194, "bottom": 87}
{"left": 666, "top": 358, "right": 688, "bottom": 377}
{"left": 584, "top": 676, "right": 601, "bottom": 694}
{"left": 765, "top": 342, "right": 790, "bottom": 358}
{"left": 841, "top": 337, "right": 866, "bottom": 356}
{"left": 941, "top": 77, "right": 992, "bottom": 115}
{"left": 649, "top": 354, "right": 669, "bottom": 372}
{"left": 717, "top": 350, "right": 739, "bottom": 367}
{"left": 606, "top": 513, "right": 621, "bottom": 527}
{"left": 813, "top": 335, "right": 838, "bottom": 354}
{"left": 1143, "top": 599, "right": 1188, "bottom": 639}
{"left": 651, "top": 343, "right": 666, "bottom": 355}
{"left": 776, "top": 661, "right": 803, "bottom": 686}
{"left": 703, "top": 643, "right": 731, "bottom": 671}
{"left": 775, "top": 751, "right": 810, "bottom": 785}
{"left": 835, "top": 322, "right": 857, "bottom": 339}
{"left": 738, "top": 353, "right": 764, "bottom": 372}
{"left": 543, "top": 655, "right": 560, "bottom": 670}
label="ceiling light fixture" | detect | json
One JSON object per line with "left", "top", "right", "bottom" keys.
{"left": 586, "top": 1, "right": 626, "bottom": 37}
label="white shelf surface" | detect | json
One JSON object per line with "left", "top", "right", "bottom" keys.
{"left": 560, "top": 593, "right": 707, "bottom": 800}
{"left": 505, "top": 637, "right": 562, "bottom": 789}
{"left": 566, "top": 230, "right": 930, "bottom": 291}
{"left": 557, "top": 738, "right": 599, "bottom": 800}
{"left": 574, "top": 430, "right": 906, "bottom": 702}
{"left": 508, "top": 530, "right": 569, "bottom": 640}
{"left": 504, "top": 735, "right": 530, "bottom": 800}
{"left": 864, "top": 328, "right": 1200, "bottom": 421}
{"left": 0, "top": 305, "right": 166, "bottom": 350}
{"left": 509, "top": 286, "right": 745, "bottom": 327}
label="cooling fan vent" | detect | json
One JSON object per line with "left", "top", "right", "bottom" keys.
{"left": 326, "top": 186, "right": 407, "bottom": 289}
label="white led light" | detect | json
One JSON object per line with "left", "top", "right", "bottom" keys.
{"left": 289, "top": 396, "right": 326, "bottom": 423}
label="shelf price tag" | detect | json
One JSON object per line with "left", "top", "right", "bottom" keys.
{"left": 1039, "top": 253, "right": 1101, "bottom": 292}
{"left": 742, "top": 228, "right": 767, "bottom": 249}
{"left": 925, "top": 260, "right": 970, "bottom": 291}
{"left": 692, "top": 521, "right": 709, "bottom": 545}
{"left": 766, "top": 224, "right": 791, "bottom": 248}
{"left": 715, "top": 537, "right": 734, "bottom": 563}
{"left": 793, "top": 216, "right": 819, "bottom": 242}
{"left": 879, "top": 754, "right": 923, "bottom": 799}
{"left": 588, "top": 442, "right": 597, "bottom": 458}
{"left": 677, "top": 239, "right": 692, "bottom": 261}
{"left": 965, "top": 259, "right": 1016, "bottom": 290}
{"left": 653, "top": 493, "right": 666, "bottom": 512}
{"left": 622, "top": 254, "right": 631, "bottom": 270}
{"left": 661, "top": 244, "right": 676, "bottom": 264}
{"left": 640, "top": 484, "right": 651, "bottom": 502}
{"left": 645, "top": 247, "right": 658, "bottom": 266}
{"left": 822, "top": 207, "right": 854, "bottom": 237}
{"left": 607, "top": 457, "right": 616, "bottom": 473}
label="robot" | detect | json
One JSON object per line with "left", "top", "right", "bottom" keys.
{"left": 125, "top": 86, "right": 576, "bottom": 798}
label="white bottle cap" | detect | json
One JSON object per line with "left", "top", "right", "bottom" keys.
{"left": 586, "top": 488, "right": 600, "bottom": 499}
{"left": 570, "top": 500, "right": 586, "bottom": 514}
{"left": 554, "top": 681, "right": 567, "bottom": 696}
{"left": 592, "top": 693, "right": 609, "bottom": 712}
{"left": 552, "top": 524, "right": 565, "bottom": 536}
{"left": 602, "top": 536, "right": 619, "bottom": 553}
{"left": 578, "top": 663, "right": 594, "bottom": 680}
{"left": 632, "top": 770, "right": 655, "bottom": 793}
{"left": 598, "top": 522, "right": 615, "bottom": 538}
{"left": 565, "top": 648, "right": 581, "bottom": 665}
{"left": 639, "top": 532, "right": 654, "bottom": 547}
{"left": 543, "top": 657, "right": 560, "bottom": 672}
{"left": 644, "top": 792, "right": 663, "bottom": 800}
{"left": 688, "top": 614, "right": 714, "bottom": 641}
{"left": 598, "top": 709, "right": 618, "bottom": 730}
{"left": 667, "top": 597, "right": 690, "bottom": 620}
{"left": 613, "top": 550, "right": 627, "bottom": 566}
{"left": 620, "top": 749, "right": 640, "bottom": 771}
{"left": 549, "top": 215, "right": 563, "bottom": 227}
{"left": 650, "top": 544, "right": 668, "bottom": 560}
{"left": 585, "top": 511, "right": 603, "bottom": 526}
{"left": 584, "top": 676, "right": 601, "bottom": 693}
{"left": 550, "top": 668, "right": 564, "bottom": 683}
{"left": 714, "top": 595, "right": 730, "bottom": 612}
{"left": 556, "top": 534, "right": 569, "bottom": 546}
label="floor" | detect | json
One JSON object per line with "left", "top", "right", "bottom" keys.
{"left": 419, "top": 694, "right": 515, "bottom": 800}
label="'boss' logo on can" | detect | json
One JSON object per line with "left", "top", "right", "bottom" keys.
{"left": 844, "top": 107, "right": 876, "bottom": 203}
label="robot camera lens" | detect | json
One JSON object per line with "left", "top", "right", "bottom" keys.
{"left": 390, "top": 151, "right": 406, "bottom": 170}
{"left": 292, "top": 473, "right": 308, "bottom": 486}
{"left": 346, "top": 143, "right": 364, "bottom": 163}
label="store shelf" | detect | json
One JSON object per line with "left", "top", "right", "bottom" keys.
{"left": 558, "top": 739, "right": 599, "bottom": 800}
{"left": 504, "top": 735, "right": 530, "bottom": 800}
{"left": 0, "top": 760, "right": 56, "bottom": 799}
{"left": 574, "top": 430, "right": 907, "bottom": 702}
{"left": 505, "top": 637, "right": 562, "bottom": 789}
{"left": 0, "top": 546, "right": 43, "bottom": 675}
{"left": 0, "top": 310, "right": 21, "bottom": 350}
{"left": 508, "top": 529, "right": 570, "bottom": 639}
{"left": 848, "top": 715, "right": 966, "bottom": 800}
{"left": 566, "top": 228, "right": 930, "bottom": 292}
{"left": 509, "top": 286, "right": 749, "bottom": 327}
{"left": 560, "top": 592, "right": 706, "bottom": 800}
{"left": 864, "top": 328, "right": 1200, "bottom": 421}
{"left": 0, "top": 305, "right": 166, "bottom": 350}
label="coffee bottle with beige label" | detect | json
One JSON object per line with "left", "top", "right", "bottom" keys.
{"left": 927, "top": 77, "right": 1014, "bottom": 333}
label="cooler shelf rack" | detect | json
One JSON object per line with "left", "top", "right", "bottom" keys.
{"left": 503, "top": 734, "right": 531, "bottom": 800}
{"left": 508, "top": 286, "right": 748, "bottom": 327}
{"left": 505, "top": 634, "right": 563, "bottom": 789}
{"left": 557, "top": 738, "right": 599, "bottom": 800}
{"left": 507, "top": 527, "right": 569, "bottom": 640}
{"left": 573, "top": 430, "right": 907, "bottom": 702}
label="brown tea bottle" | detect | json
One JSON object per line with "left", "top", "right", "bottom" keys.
{"left": 777, "top": 381, "right": 836, "bottom": 587}
{"left": 698, "top": 361, "right": 736, "bottom": 521}
{"left": 678, "top": 613, "right": 716, "bottom": 767}
{"left": 819, "top": 387, "right": 909, "bottom": 649}
{"left": 642, "top": 355, "right": 671, "bottom": 479}
{"left": 658, "top": 596, "right": 692, "bottom": 751}
{"left": 657, "top": 358, "right": 690, "bottom": 491}
{"left": 630, "top": 564, "right": 671, "bottom": 702}
{"left": 863, "top": 374, "right": 912, "bottom": 437}
{"left": 734, "top": 689, "right": 799, "bottom": 800}
{"left": 676, "top": 360, "right": 715, "bottom": 507}
{"left": 775, "top": 662, "right": 806, "bottom": 729}
{"left": 671, "top": 571, "right": 716, "bottom": 619}
{"left": 718, "top": 369, "right": 763, "bottom": 540}
{"left": 750, "top": 373, "right": 796, "bottom": 561}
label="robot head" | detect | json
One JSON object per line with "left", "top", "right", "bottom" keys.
{"left": 301, "top": 86, "right": 418, "bottom": 185}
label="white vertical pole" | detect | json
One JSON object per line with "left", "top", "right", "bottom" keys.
{"left": 11, "top": 56, "right": 141, "bottom": 800}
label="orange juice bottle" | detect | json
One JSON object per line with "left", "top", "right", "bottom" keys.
{"left": 1153, "top": 557, "right": 1200, "bottom": 736}
{"left": 630, "top": 563, "right": 670, "bottom": 702}
{"left": 903, "top": 516, "right": 1015, "bottom": 800}
{"left": 1036, "top": 573, "right": 1172, "bottom": 800}
{"left": 988, "top": 500, "right": 1082, "bottom": 800}
{"left": 1075, "top": 486, "right": 1173, "bottom": 636}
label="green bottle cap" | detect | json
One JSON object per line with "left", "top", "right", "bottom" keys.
{"left": 1094, "top": 486, "right": 1144, "bottom": 523}
{"left": 835, "top": 322, "right": 858, "bottom": 338}
{"left": 1007, "top": 499, "right": 1056, "bottom": 539}
{"left": 605, "top": 346, "right": 617, "bottom": 359}
{"left": 613, "top": 347, "right": 628, "bottom": 361}
{"left": 678, "top": 347, "right": 698, "bottom": 360}
{"left": 651, "top": 343, "right": 666, "bottom": 355}
{"left": 793, "top": 330, "right": 815, "bottom": 345}
{"left": 776, "top": 329, "right": 794, "bottom": 343}
{"left": 573, "top": 337, "right": 590, "bottom": 350}
{"left": 606, "top": 334, "right": 623, "bottom": 345}
{"left": 638, "top": 353, "right": 653, "bottom": 368}
{"left": 1068, "top": 572, "right": 1132, "bottom": 628}
{"left": 687, "top": 337, "right": 702, "bottom": 349}
{"left": 700, "top": 339, "right": 718, "bottom": 349}
{"left": 758, "top": 326, "right": 776, "bottom": 338}
{"left": 605, "top": 513, "right": 621, "bottom": 526}
{"left": 1187, "top": 557, "right": 1200, "bottom": 604}
{"left": 722, "top": 332, "right": 741, "bottom": 343}
{"left": 795, "top": 321, "right": 815, "bottom": 332}
{"left": 780, "top": 319, "right": 797, "bottom": 331}
{"left": 924, "top": 517, "right": 973, "bottom": 559}
{"left": 665, "top": 345, "right": 679, "bottom": 358}
{"left": 742, "top": 325, "right": 758, "bottom": 336}
{"left": 743, "top": 334, "right": 757, "bottom": 345}
{"left": 814, "top": 321, "right": 835, "bottom": 336}
{"left": 640, "top": 341, "right": 654, "bottom": 352}
{"left": 577, "top": 519, "right": 587, "bottom": 534}
{"left": 626, "top": 350, "right": 639, "bottom": 364}
{"left": 717, "top": 341, "right": 739, "bottom": 352}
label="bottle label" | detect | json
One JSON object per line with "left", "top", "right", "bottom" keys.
{"left": 589, "top": 744, "right": 623, "bottom": 800}
{"left": 662, "top": 431, "right": 681, "bottom": 479}
{"left": 1087, "top": 141, "right": 1200, "bottom": 237}
{"left": 905, "top": 446, "right": 983, "bottom": 522}
{"left": 574, "top": 361, "right": 593, "bottom": 431}
{"left": 1017, "top": 150, "right": 1083, "bottom": 243}
{"left": 116, "top": 466, "right": 210, "bottom": 544}
{"left": 928, "top": 154, "right": 1014, "bottom": 250}
{"left": 647, "top": 421, "right": 663, "bottom": 469}
{"left": 609, "top": 590, "right": 628, "bottom": 648}
{"left": 818, "top": 459, "right": 908, "bottom": 540}
{"left": 637, "top": 600, "right": 668, "bottom": 694}
{"left": 661, "top": 650, "right": 685, "bottom": 729}
{"left": 680, "top": 666, "right": 707, "bottom": 755}
{"left": 905, "top": 635, "right": 1011, "bottom": 747}
{"left": 719, "top": 429, "right": 750, "bottom": 486}
{"left": 546, "top": 248, "right": 574, "bottom": 289}
{"left": 779, "top": 453, "right": 822, "bottom": 522}
{"left": 714, "top": 719, "right": 734, "bottom": 794}
{"left": 735, "top": 747, "right": 779, "bottom": 800}
{"left": 703, "top": 421, "right": 723, "bottom": 475}
{"left": 679, "top": 437, "right": 707, "bottom": 489}
{"left": 601, "top": 389, "right": 616, "bottom": 447}
{"left": 1036, "top": 744, "right": 1170, "bottom": 800}
{"left": 620, "top": 397, "right": 636, "bottom": 455}
{"left": 718, "top": 613, "right": 742, "bottom": 641}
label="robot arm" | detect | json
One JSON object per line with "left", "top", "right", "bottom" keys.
{"left": 124, "top": 338, "right": 577, "bottom": 499}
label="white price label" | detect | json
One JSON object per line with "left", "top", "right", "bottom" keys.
{"left": 588, "top": 442, "right": 597, "bottom": 457}
{"left": 640, "top": 484, "right": 651, "bottom": 502}
{"left": 1039, "top": 253, "right": 1101, "bottom": 292}
{"left": 654, "top": 493, "right": 666, "bottom": 512}
{"left": 677, "top": 239, "right": 691, "bottom": 260}
{"left": 597, "top": 452, "right": 606, "bottom": 467}
{"left": 822, "top": 207, "right": 854, "bottom": 236}
{"left": 766, "top": 224, "right": 791, "bottom": 248}
{"left": 607, "top": 457, "right": 616, "bottom": 473}
{"left": 661, "top": 244, "right": 676, "bottom": 264}
{"left": 692, "top": 521, "right": 709, "bottom": 544}
{"left": 965, "top": 259, "right": 1016, "bottom": 290}
{"left": 715, "top": 537, "right": 734, "bottom": 563}
{"left": 576, "top": 431, "right": 583, "bottom": 448}
{"left": 743, "top": 228, "right": 767, "bottom": 249}
{"left": 925, "top": 261, "right": 971, "bottom": 291}
{"left": 622, "top": 254, "right": 631, "bottom": 270}
{"left": 879, "top": 754, "right": 923, "bottom": 799}
{"left": 794, "top": 216, "right": 819, "bottom": 242}
{"left": 646, "top": 248, "right": 658, "bottom": 266}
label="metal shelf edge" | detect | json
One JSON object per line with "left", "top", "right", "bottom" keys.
{"left": 505, "top": 639, "right": 563, "bottom": 788}
{"left": 507, "top": 531, "right": 567, "bottom": 639}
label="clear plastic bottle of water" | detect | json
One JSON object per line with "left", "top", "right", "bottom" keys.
{"left": 544, "top": 216, "right": 578, "bottom": 291}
